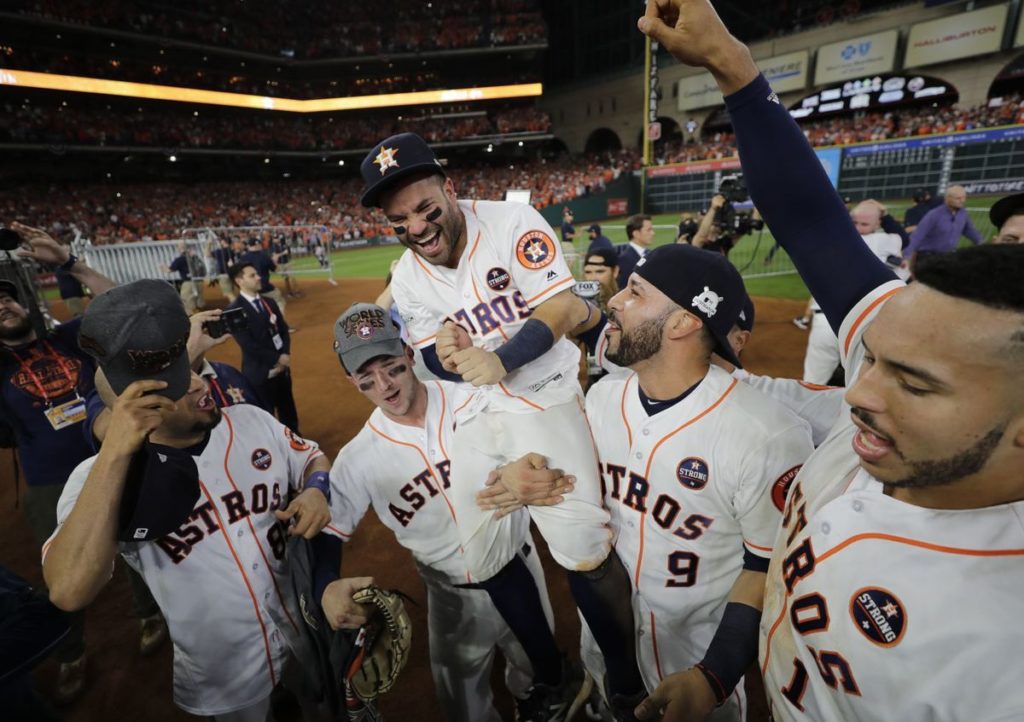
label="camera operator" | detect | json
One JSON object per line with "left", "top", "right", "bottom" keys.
{"left": 0, "top": 222, "right": 165, "bottom": 704}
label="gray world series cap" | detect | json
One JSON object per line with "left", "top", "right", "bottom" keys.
{"left": 333, "top": 302, "right": 405, "bottom": 373}
{"left": 78, "top": 279, "right": 192, "bottom": 400}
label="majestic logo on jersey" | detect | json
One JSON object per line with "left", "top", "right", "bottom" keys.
{"left": 850, "top": 587, "right": 907, "bottom": 647}
{"left": 251, "top": 448, "right": 273, "bottom": 470}
{"left": 515, "top": 230, "right": 556, "bottom": 270}
{"left": 676, "top": 457, "right": 710, "bottom": 490}
{"left": 284, "top": 427, "right": 311, "bottom": 451}
{"left": 691, "top": 287, "right": 724, "bottom": 317}
{"left": 8, "top": 347, "right": 82, "bottom": 401}
{"left": 373, "top": 146, "right": 399, "bottom": 175}
{"left": 771, "top": 465, "right": 802, "bottom": 512}
{"left": 486, "top": 267, "right": 511, "bottom": 291}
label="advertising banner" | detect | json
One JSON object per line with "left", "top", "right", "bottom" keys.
{"left": 905, "top": 4, "right": 1008, "bottom": 68}
{"left": 815, "top": 30, "right": 899, "bottom": 85}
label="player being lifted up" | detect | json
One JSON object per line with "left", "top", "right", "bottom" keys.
{"left": 359, "top": 133, "right": 647, "bottom": 720}
{"left": 636, "top": 1, "right": 1024, "bottom": 720}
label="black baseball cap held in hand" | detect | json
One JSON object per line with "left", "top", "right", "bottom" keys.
{"left": 360, "top": 132, "right": 446, "bottom": 208}
{"left": 633, "top": 244, "right": 746, "bottom": 369}
{"left": 78, "top": 279, "right": 192, "bottom": 401}
{"left": 116, "top": 437, "right": 203, "bottom": 543}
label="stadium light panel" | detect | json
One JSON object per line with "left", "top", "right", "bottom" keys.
{"left": 0, "top": 69, "right": 543, "bottom": 113}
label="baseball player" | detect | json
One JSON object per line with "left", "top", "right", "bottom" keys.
{"left": 638, "top": 3, "right": 1024, "bottom": 720}
{"left": 322, "top": 302, "right": 571, "bottom": 722}
{"left": 497, "top": 244, "right": 813, "bottom": 721}
{"left": 360, "top": 133, "right": 646, "bottom": 718}
{"left": 41, "top": 280, "right": 333, "bottom": 722}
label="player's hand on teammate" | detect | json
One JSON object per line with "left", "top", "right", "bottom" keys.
{"left": 9, "top": 221, "right": 73, "bottom": 267}
{"left": 103, "top": 380, "right": 176, "bottom": 456}
{"left": 449, "top": 347, "right": 507, "bottom": 386}
{"left": 635, "top": 666, "right": 717, "bottom": 722}
{"left": 476, "top": 452, "right": 575, "bottom": 517}
{"left": 274, "top": 487, "right": 331, "bottom": 538}
{"left": 187, "top": 310, "right": 230, "bottom": 363}
{"left": 321, "top": 576, "right": 376, "bottom": 630}
{"left": 436, "top": 321, "right": 471, "bottom": 372}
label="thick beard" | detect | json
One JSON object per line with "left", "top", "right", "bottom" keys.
{"left": 0, "top": 315, "right": 34, "bottom": 342}
{"left": 605, "top": 311, "right": 669, "bottom": 367}
{"left": 885, "top": 423, "right": 1005, "bottom": 489}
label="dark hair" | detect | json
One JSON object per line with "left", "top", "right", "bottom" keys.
{"left": 227, "top": 262, "right": 256, "bottom": 287}
{"left": 626, "top": 214, "right": 652, "bottom": 242}
{"left": 915, "top": 245, "right": 1024, "bottom": 312}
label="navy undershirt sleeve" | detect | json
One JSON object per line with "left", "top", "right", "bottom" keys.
{"left": 419, "top": 344, "right": 462, "bottom": 383}
{"left": 724, "top": 75, "right": 897, "bottom": 333}
{"left": 311, "top": 532, "right": 343, "bottom": 604}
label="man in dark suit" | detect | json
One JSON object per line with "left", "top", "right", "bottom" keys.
{"left": 615, "top": 213, "right": 654, "bottom": 289}
{"left": 226, "top": 262, "right": 300, "bottom": 432}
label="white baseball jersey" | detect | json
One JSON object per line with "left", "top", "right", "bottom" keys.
{"left": 731, "top": 368, "right": 845, "bottom": 446}
{"left": 586, "top": 366, "right": 814, "bottom": 693}
{"left": 861, "top": 231, "right": 909, "bottom": 280}
{"left": 328, "top": 379, "right": 529, "bottom": 584}
{"left": 389, "top": 199, "right": 581, "bottom": 418}
{"left": 328, "top": 379, "right": 543, "bottom": 722}
{"left": 44, "top": 405, "right": 324, "bottom": 716}
{"left": 761, "top": 279, "right": 1024, "bottom": 721}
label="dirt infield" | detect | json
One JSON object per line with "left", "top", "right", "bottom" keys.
{"left": 0, "top": 279, "right": 810, "bottom": 721}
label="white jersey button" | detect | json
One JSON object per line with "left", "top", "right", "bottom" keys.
{"left": 237, "top": 530, "right": 243, "bottom": 538}
{"left": 642, "top": 428, "right": 650, "bottom": 436}
{"left": 251, "top": 562, "right": 258, "bottom": 571}
{"left": 852, "top": 500, "right": 863, "bottom": 512}
{"left": 821, "top": 522, "right": 831, "bottom": 534}
{"left": 635, "top": 452, "right": 642, "bottom": 460}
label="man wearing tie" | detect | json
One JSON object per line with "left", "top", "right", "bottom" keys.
{"left": 616, "top": 213, "right": 654, "bottom": 289}
{"left": 226, "top": 262, "right": 300, "bottom": 432}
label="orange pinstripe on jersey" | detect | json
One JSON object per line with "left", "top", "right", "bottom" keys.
{"left": 843, "top": 287, "right": 904, "bottom": 356}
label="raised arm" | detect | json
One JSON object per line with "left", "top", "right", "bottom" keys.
{"left": 638, "top": 0, "right": 895, "bottom": 333}
{"left": 12, "top": 222, "right": 116, "bottom": 296}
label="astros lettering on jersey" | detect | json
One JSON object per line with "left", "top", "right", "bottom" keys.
{"left": 44, "top": 405, "right": 325, "bottom": 717}
{"left": 389, "top": 199, "right": 581, "bottom": 417}
{"left": 761, "top": 279, "right": 1024, "bottom": 721}
{"left": 586, "top": 365, "right": 813, "bottom": 710}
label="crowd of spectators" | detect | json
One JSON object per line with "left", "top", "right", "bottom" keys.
{"left": 0, "top": 149, "right": 640, "bottom": 246}
{"left": 9, "top": 0, "right": 546, "bottom": 59}
{"left": 659, "top": 95, "right": 1024, "bottom": 165}
{"left": 0, "top": 100, "right": 551, "bottom": 150}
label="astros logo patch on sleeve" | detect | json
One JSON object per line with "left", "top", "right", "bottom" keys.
{"left": 515, "top": 230, "right": 556, "bottom": 270}
{"left": 284, "top": 427, "right": 311, "bottom": 451}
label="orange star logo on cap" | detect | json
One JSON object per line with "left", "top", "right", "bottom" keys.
{"left": 373, "top": 146, "right": 399, "bottom": 175}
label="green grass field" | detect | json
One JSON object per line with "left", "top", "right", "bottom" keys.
{"left": 45, "top": 198, "right": 999, "bottom": 304}
{"left": 295, "top": 199, "right": 998, "bottom": 301}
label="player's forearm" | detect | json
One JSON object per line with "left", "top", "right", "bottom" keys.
{"left": 301, "top": 454, "right": 331, "bottom": 485}
{"left": 727, "top": 568, "right": 767, "bottom": 610}
{"left": 692, "top": 208, "right": 718, "bottom": 247}
{"left": 69, "top": 260, "right": 116, "bottom": 296}
{"left": 724, "top": 74, "right": 895, "bottom": 333}
{"left": 529, "top": 288, "right": 590, "bottom": 340}
{"left": 43, "top": 449, "right": 132, "bottom": 611}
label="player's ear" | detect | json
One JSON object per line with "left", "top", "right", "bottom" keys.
{"left": 442, "top": 176, "right": 457, "bottom": 202}
{"left": 404, "top": 345, "right": 415, "bottom": 365}
{"left": 664, "top": 308, "right": 703, "bottom": 341}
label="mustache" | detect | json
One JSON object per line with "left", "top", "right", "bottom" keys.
{"left": 850, "top": 406, "right": 893, "bottom": 442}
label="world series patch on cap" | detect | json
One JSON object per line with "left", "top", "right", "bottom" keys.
{"left": 78, "top": 279, "right": 192, "bottom": 401}
{"left": 333, "top": 302, "right": 405, "bottom": 373}
{"left": 360, "top": 132, "right": 446, "bottom": 208}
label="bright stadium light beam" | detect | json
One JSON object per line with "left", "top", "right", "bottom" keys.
{"left": 0, "top": 69, "right": 543, "bottom": 113}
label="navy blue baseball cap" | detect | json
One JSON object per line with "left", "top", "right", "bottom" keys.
{"left": 736, "top": 295, "right": 755, "bottom": 332}
{"left": 360, "top": 133, "right": 446, "bottom": 208}
{"left": 633, "top": 244, "right": 746, "bottom": 369}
